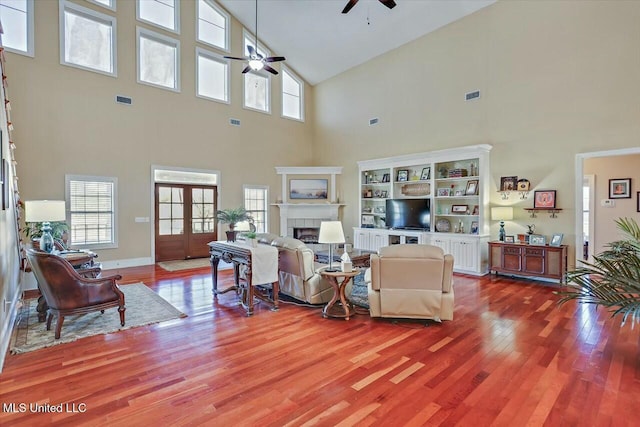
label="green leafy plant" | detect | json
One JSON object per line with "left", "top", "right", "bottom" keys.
{"left": 556, "top": 217, "right": 640, "bottom": 325}
{"left": 244, "top": 230, "right": 257, "bottom": 239}
{"left": 24, "top": 221, "right": 69, "bottom": 241}
{"left": 215, "top": 207, "right": 253, "bottom": 230}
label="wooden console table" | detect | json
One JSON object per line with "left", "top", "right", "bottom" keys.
{"left": 488, "top": 241, "right": 568, "bottom": 283}
{"left": 208, "top": 241, "right": 279, "bottom": 316}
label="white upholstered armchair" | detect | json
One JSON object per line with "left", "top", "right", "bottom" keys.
{"left": 366, "top": 244, "right": 454, "bottom": 321}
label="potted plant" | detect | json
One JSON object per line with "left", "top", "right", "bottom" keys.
{"left": 215, "top": 207, "right": 253, "bottom": 242}
{"left": 244, "top": 230, "right": 258, "bottom": 247}
{"left": 556, "top": 217, "right": 640, "bottom": 325}
{"left": 24, "top": 221, "right": 69, "bottom": 250}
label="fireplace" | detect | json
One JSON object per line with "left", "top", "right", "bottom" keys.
{"left": 293, "top": 227, "right": 320, "bottom": 244}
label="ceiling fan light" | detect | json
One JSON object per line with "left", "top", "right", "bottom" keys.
{"left": 249, "top": 59, "right": 264, "bottom": 71}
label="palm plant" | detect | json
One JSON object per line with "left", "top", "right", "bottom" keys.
{"left": 556, "top": 217, "right": 640, "bottom": 325}
{"left": 215, "top": 207, "right": 253, "bottom": 231}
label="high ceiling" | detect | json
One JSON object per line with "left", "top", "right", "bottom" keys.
{"left": 218, "top": 0, "right": 496, "bottom": 86}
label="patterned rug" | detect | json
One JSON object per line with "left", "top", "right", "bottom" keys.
{"left": 157, "top": 258, "right": 211, "bottom": 271}
{"left": 10, "top": 283, "right": 187, "bottom": 354}
{"left": 349, "top": 270, "right": 369, "bottom": 309}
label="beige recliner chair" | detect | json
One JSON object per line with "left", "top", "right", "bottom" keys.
{"left": 256, "top": 234, "right": 334, "bottom": 304}
{"left": 366, "top": 244, "right": 454, "bottom": 321}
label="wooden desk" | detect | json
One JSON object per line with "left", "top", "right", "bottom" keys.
{"left": 320, "top": 270, "right": 361, "bottom": 320}
{"left": 488, "top": 241, "right": 568, "bottom": 283}
{"left": 208, "top": 241, "right": 279, "bottom": 316}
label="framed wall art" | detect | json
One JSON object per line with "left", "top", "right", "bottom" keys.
{"left": 290, "top": 179, "right": 328, "bottom": 200}
{"left": 609, "top": 178, "right": 631, "bottom": 199}
{"left": 533, "top": 190, "right": 556, "bottom": 208}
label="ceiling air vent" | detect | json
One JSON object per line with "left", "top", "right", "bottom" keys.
{"left": 369, "top": 117, "right": 379, "bottom": 126}
{"left": 465, "top": 90, "right": 480, "bottom": 101}
{"left": 229, "top": 118, "right": 241, "bottom": 126}
{"left": 115, "top": 95, "right": 132, "bottom": 105}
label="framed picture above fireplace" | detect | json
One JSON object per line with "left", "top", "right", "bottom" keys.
{"left": 290, "top": 179, "right": 328, "bottom": 200}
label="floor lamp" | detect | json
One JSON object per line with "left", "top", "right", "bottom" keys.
{"left": 25, "top": 200, "right": 67, "bottom": 253}
{"left": 318, "top": 221, "right": 345, "bottom": 272}
{"left": 491, "top": 206, "right": 513, "bottom": 242}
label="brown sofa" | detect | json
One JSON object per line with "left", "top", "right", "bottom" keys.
{"left": 256, "top": 233, "right": 333, "bottom": 304}
{"left": 366, "top": 244, "right": 454, "bottom": 321}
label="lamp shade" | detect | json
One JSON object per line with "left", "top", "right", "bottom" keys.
{"left": 318, "top": 221, "right": 345, "bottom": 244}
{"left": 491, "top": 206, "right": 513, "bottom": 221}
{"left": 25, "top": 200, "right": 66, "bottom": 223}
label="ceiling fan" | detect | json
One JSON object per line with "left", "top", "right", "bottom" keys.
{"left": 342, "top": 0, "right": 397, "bottom": 14}
{"left": 224, "top": 0, "right": 285, "bottom": 75}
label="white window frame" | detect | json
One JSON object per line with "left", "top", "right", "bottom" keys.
{"left": 196, "top": 0, "right": 229, "bottom": 52}
{"left": 0, "top": 0, "right": 35, "bottom": 57}
{"left": 59, "top": 0, "right": 117, "bottom": 77}
{"left": 243, "top": 185, "right": 269, "bottom": 233}
{"left": 136, "top": 0, "right": 180, "bottom": 34}
{"left": 65, "top": 174, "right": 118, "bottom": 250}
{"left": 136, "top": 26, "right": 180, "bottom": 92}
{"left": 86, "top": 0, "right": 116, "bottom": 11}
{"left": 196, "top": 47, "right": 229, "bottom": 104}
{"left": 281, "top": 66, "right": 304, "bottom": 122}
{"left": 242, "top": 28, "right": 271, "bottom": 114}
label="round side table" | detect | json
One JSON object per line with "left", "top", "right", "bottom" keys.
{"left": 320, "top": 269, "right": 361, "bottom": 320}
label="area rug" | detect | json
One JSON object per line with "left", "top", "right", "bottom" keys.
{"left": 10, "top": 283, "right": 187, "bottom": 354}
{"left": 349, "top": 270, "right": 369, "bottom": 309}
{"left": 157, "top": 258, "right": 212, "bottom": 271}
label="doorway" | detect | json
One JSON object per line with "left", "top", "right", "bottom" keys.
{"left": 155, "top": 184, "right": 217, "bottom": 261}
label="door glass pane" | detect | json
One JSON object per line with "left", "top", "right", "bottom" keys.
{"left": 171, "top": 219, "right": 183, "bottom": 234}
{"left": 172, "top": 187, "right": 183, "bottom": 202}
{"left": 192, "top": 188, "right": 203, "bottom": 203}
{"left": 204, "top": 188, "right": 214, "bottom": 203}
{"left": 172, "top": 203, "right": 184, "bottom": 219}
{"left": 159, "top": 187, "right": 172, "bottom": 202}
{"left": 159, "top": 219, "right": 172, "bottom": 235}
{"left": 159, "top": 203, "right": 171, "bottom": 219}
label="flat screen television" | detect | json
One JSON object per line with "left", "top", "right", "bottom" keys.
{"left": 385, "top": 199, "right": 431, "bottom": 230}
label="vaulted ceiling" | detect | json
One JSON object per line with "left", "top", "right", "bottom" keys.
{"left": 218, "top": 0, "right": 496, "bottom": 86}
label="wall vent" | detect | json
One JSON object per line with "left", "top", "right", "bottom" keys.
{"left": 369, "top": 117, "right": 379, "bottom": 126}
{"left": 115, "top": 95, "right": 132, "bottom": 105}
{"left": 465, "top": 90, "right": 480, "bottom": 101}
{"left": 229, "top": 118, "right": 241, "bottom": 126}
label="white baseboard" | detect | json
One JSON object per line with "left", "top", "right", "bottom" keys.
{"left": 101, "top": 257, "right": 154, "bottom": 270}
{"left": 0, "top": 290, "right": 20, "bottom": 373}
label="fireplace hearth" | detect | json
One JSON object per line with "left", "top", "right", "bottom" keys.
{"left": 293, "top": 227, "right": 320, "bottom": 244}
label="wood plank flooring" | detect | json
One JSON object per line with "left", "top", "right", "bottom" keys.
{"left": 1, "top": 265, "right": 639, "bottom": 426}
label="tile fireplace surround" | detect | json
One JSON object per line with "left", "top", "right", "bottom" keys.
{"left": 274, "top": 203, "right": 343, "bottom": 239}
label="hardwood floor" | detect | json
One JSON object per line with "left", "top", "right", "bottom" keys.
{"left": 1, "top": 265, "right": 639, "bottom": 426}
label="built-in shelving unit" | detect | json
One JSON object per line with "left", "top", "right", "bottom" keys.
{"left": 355, "top": 144, "right": 492, "bottom": 275}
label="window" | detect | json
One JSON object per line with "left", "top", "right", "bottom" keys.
{"left": 282, "top": 67, "right": 304, "bottom": 121}
{"left": 86, "top": 0, "right": 116, "bottom": 11}
{"left": 243, "top": 186, "right": 268, "bottom": 233}
{"left": 65, "top": 175, "right": 118, "bottom": 249}
{"left": 0, "top": 0, "right": 34, "bottom": 56}
{"left": 137, "top": 0, "right": 179, "bottom": 33}
{"left": 59, "top": 0, "right": 117, "bottom": 76}
{"left": 197, "top": 0, "right": 228, "bottom": 51}
{"left": 243, "top": 29, "right": 270, "bottom": 113}
{"left": 196, "top": 47, "right": 229, "bottom": 103}
{"left": 137, "top": 27, "right": 180, "bottom": 91}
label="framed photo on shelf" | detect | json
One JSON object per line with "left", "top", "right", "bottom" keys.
{"left": 455, "top": 190, "right": 463, "bottom": 196}
{"left": 500, "top": 176, "right": 518, "bottom": 191}
{"left": 397, "top": 170, "right": 409, "bottom": 182}
{"left": 465, "top": 179, "right": 479, "bottom": 195}
{"left": 380, "top": 190, "right": 388, "bottom": 198}
{"left": 361, "top": 215, "right": 375, "bottom": 226}
{"left": 451, "top": 204, "right": 468, "bottom": 214}
{"left": 529, "top": 234, "right": 546, "bottom": 246}
{"left": 420, "top": 167, "right": 431, "bottom": 181}
{"left": 550, "top": 233, "right": 564, "bottom": 247}
{"left": 609, "top": 178, "right": 631, "bottom": 199}
{"left": 437, "top": 188, "right": 450, "bottom": 197}
{"left": 373, "top": 190, "right": 381, "bottom": 198}
{"left": 471, "top": 221, "right": 479, "bottom": 234}
{"left": 364, "top": 189, "right": 373, "bottom": 198}
{"left": 381, "top": 173, "right": 390, "bottom": 183}
{"left": 517, "top": 179, "right": 531, "bottom": 191}
{"left": 533, "top": 190, "right": 556, "bottom": 208}
{"left": 504, "top": 235, "right": 515, "bottom": 243}
{"left": 472, "top": 205, "right": 479, "bottom": 215}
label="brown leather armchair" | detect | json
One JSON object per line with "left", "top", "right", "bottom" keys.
{"left": 366, "top": 244, "right": 454, "bottom": 321}
{"left": 26, "top": 249, "right": 126, "bottom": 339}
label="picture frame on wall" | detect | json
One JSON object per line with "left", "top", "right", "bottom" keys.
{"left": 397, "top": 170, "right": 409, "bottom": 182}
{"left": 533, "top": 190, "right": 556, "bottom": 208}
{"left": 290, "top": 179, "right": 328, "bottom": 200}
{"left": 500, "top": 176, "right": 518, "bottom": 191}
{"left": 609, "top": 178, "right": 631, "bottom": 199}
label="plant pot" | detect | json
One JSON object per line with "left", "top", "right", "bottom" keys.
{"left": 226, "top": 230, "right": 237, "bottom": 242}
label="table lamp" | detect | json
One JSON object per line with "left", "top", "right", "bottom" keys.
{"left": 318, "top": 221, "right": 345, "bottom": 272}
{"left": 491, "top": 206, "right": 513, "bottom": 242}
{"left": 25, "top": 200, "right": 67, "bottom": 253}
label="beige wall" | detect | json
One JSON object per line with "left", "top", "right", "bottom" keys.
{"left": 6, "top": 0, "right": 315, "bottom": 263}
{"left": 312, "top": 0, "right": 640, "bottom": 266}
{"left": 584, "top": 154, "right": 640, "bottom": 254}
